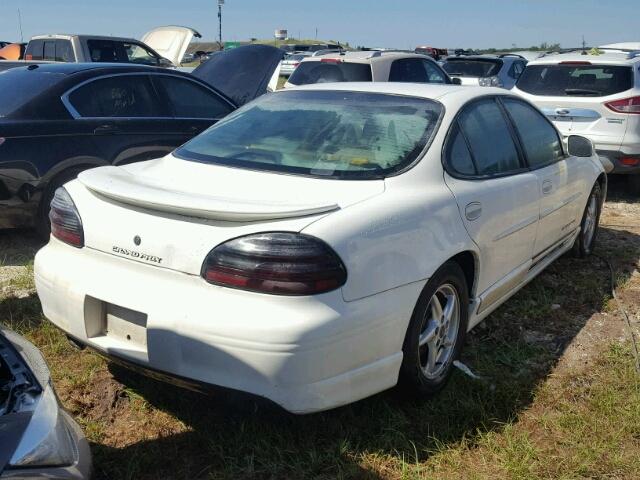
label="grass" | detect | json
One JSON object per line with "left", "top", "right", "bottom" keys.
{"left": 1, "top": 191, "right": 640, "bottom": 479}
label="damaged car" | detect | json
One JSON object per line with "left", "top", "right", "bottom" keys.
{"left": 0, "top": 44, "right": 283, "bottom": 234}
{"left": 35, "top": 82, "right": 604, "bottom": 414}
{"left": 1, "top": 327, "right": 91, "bottom": 478}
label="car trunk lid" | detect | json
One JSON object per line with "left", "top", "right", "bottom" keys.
{"left": 140, "top": 26, "right": 201, "bottom": 66}
{"left": 73, "top": 155, "right": 384, "bottom": 275}
{"left": 524, "top": 94, "right": 628, "bottom": 148}
{"left": 192, "top": 45, "right": 284, "bottom": 107}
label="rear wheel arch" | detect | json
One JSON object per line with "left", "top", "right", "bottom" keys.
{"left": 447, "top": 250, "right": 478, "bottom": 300}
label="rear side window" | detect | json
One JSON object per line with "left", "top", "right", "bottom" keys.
{"left": 288, "top": 61, "right": 372, "bottom": 85}
{"left": 517, "top": 64, "right": 633, "bottom": 97}
{"left": 503, "top": 98, "right": 563, "bottom": 168}
{"left": 455, "top": 98, "right": 521, "bottom": 176}
{"left": 55, "top": 40, "right": 74, "bottom": 62}
{"left": 24, "top": 40, "right": 44, "bottom": 60}
{"left": 389, "top": 58, "right": 430, "bottom": 82}
{"left": 43, "top": 41, "right": 55, "bottom": 61}
{"left": 67, "top": 75, "right": 163, "bottom": 118}
{"left": 443, "top": 59, "right": 503, "bottom": 78}
{"left": 152, "top": 76, "right": 232, "bottom": 119}
{"left": 446, "top": 125, "right": 476, "bottom": 175}
{"left": 389, "top": 58, "right": 448, "bottom": 83}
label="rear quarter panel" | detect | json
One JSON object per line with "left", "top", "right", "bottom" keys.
{"left": 303, "top": 181, "right": 476, "bottom": 302}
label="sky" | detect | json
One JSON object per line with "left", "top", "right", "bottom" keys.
{"left": 0, "top": 0, "right": 637, "bottom": 50}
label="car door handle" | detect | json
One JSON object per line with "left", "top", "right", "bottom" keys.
{"left": 93, "top": 124, "right": 119, "bottom": 134}
{"left": 542, "top": 180, "right": 553, "bottom": 195}
{"left": 465, "top": 202, "right": 482, "bottom": 221}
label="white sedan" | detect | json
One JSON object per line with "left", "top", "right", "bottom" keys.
{"left": 34, "top": 83, "right": 605, "bottom": 414}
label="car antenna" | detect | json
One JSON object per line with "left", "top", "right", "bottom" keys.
{"left": 27, "top": 64, "right": 39, "bottom": 70}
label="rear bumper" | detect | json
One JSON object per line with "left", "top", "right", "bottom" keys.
{"left": 34, "top": 239, "right": 423, "bottom": 413}
{"left": 596, "top": 149, "right": 640, "bottom": 174}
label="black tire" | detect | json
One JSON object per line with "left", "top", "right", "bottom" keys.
{"left": 399, "top": 261, "right": 469, "bottom": 396}
{"left": 572, "top": 182, "right": 602, "bottom": 258}
{"left": 36, "top": 168, "right": 84, "bottom": 239}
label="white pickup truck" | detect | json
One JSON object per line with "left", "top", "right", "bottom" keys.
{"left": 0, "top": 26, "right": 199, "bottom": 72}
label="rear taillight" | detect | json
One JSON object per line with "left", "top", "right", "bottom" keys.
{"left": 605, "top": 96, "right": 640, "bottom": 114}
{"left": 620, "top": 156, "right": 640, "bottom": 166}
{"left": 478, "top": 76, "right": 503, "bottom": 88}
{"left": 49, "top": 188, "right": 84, "bottom": 248}
{"left": 320, "top": 58, "right": 342, "bottom": 64}
{"left": 202, "top": 232, "right": 347, "bottom": 296}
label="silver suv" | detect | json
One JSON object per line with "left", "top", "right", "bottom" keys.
{"left": 513, "top": 49, "right": 640, "bottom": 186}
{"left": 284, "top": 51, "right": 454, "bottom": 88}
{"left": 442, "top": 54, "right": 528, "bottom": 89}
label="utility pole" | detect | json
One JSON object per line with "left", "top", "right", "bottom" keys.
{"left": 218, "top": 0, "right": 224, "bottom": 49}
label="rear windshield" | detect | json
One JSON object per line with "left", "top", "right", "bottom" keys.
{"left": 175, "top": 90, "right": 442, "bottom": 180}
{"left": 0, "top": 69, "right": 64, "bottom": 118}
{"left": 443, "top": 59, "right": 503, "bottom": 77}
{"left": 285, "top": 54, "right": 306, "bottom": 62}
{"left": 288, "top": 61, "right": 373, "bottom": 85}
{"left": 517, "top": 64, "right": 634, "bottom": 97}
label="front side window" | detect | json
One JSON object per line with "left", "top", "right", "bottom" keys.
{"left": 87, "top": 40, "right": 160, "bottom": 65}
{"left": 423, "top": 61, "right": 448, "bottom": 83}
{"left": 503, "top": 98, "right": 563, "bottom": 168}
{"left": 175, "top": 90, "right": 442, "bottom": 179}
{"left": 123, "top": 42, "right": 160, "bottom": 65}
{"left": 68, "top": 75, "right": 163, "bottom": 118}
{"left": 517, "top": 64, "right": 633, "bottom": 97}
{"left": 152, "top": 76, "right": 232, "bottom": 119}
{"left": 456, "top": 98, "right": 521, "bottom": 176}
{"left": 288, "top": 61, "right": 373, "bottom": 85}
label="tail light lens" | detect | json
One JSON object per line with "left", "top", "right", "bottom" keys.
{"left": 49, "top": 188, "right": 84, "bottom": 248}
{"left": 202, "top": 232, "right": 347, "bottom": 295}
{"left": 620, "top": 156, "right": 640, "bottom": 166}
{"left": 478, "top": 76, "right": 503, "bottom": 88}
{"left": 605, "top": 96, "right": 640, "bottom": 114}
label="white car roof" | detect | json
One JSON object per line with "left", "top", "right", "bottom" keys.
{"left": 286, "top": 81, "right": 508, "bottom": 103}
{"left": 299, "top": 51, "right": 432, "bottom": 64}
{"left": 527, "top": 51, "right": 640, "bottom": 66}
{"left": 31, "top": 33, "right": 138, "bottom": 43}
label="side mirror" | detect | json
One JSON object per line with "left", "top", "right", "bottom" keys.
{"left": 451, "top": 77, "right": 462, "bottom": 86}
{"left": 567, "top": 135, "right": 594, "bottom": 157}
{"left": 157, "top": 57, "right": 174, "bottom": 67}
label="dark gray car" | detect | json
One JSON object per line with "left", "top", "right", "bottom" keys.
{"left": 1, "top": 327, "right": 91, "bottom": 479}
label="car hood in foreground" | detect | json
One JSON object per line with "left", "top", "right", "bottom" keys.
{"left": 192, "top": 45, "right": 284, "bottom": 107}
